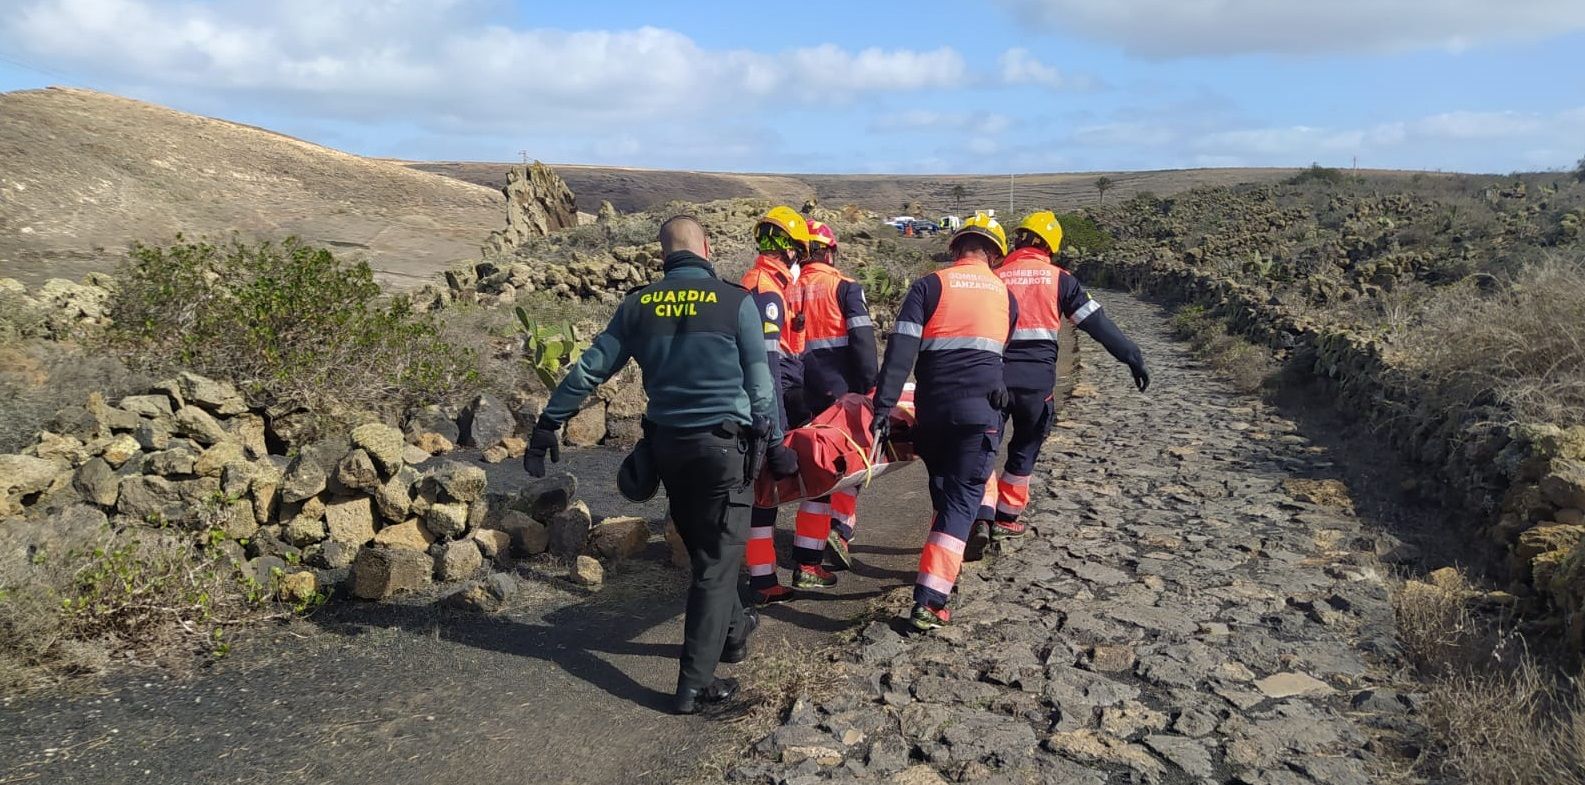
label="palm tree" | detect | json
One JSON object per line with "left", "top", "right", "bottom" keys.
{"left": 1094, "top": 176, "right": 1114, "bottom": 205}
{"left": 950, "top": 184, "right": 968, "bottom": 207}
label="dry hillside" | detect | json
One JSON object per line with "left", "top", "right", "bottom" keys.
{"left": 409, "top": 161, "right": 1301, "bottom": 215}
{"left": 0, "top": 88, "right": 501, "bottom": 289}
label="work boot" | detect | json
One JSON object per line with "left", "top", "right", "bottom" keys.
{"left": 990, "top": 520, "right": 1027, "bottom": 540}
{"left": 793, "top": 564, "right": 838, "bottom": 589}
{"left": 825, "top": 530, "right": 853, "bottom": 571}
{"left": 721, "top": 608, "right": 760, "bottom": 664}
{"left": 909, "top": 603, "right": 951, "bottom": 631}
{"left": 963, "top": 520, "right": 992, "bottom": 562}
{"left": 673, "top": 677, "right": 739, "bottom": 715}
{"left": 752, "top": 584, "right": 797, "bottom": 606}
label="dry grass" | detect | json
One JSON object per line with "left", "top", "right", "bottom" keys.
{"left": 0, "top": 340, "right": 143, "bottom": 454}
{"left": 1392, "top": 255, "right": 1585, "bottom": 427}
{"left": 1170, "top": 305, "right": 1277, "bottom": 393}
{"left": 1391, "top": 568, "right": 1585, "bottom": 784}
{"left": 0, "top": 517, "right": 279, "bottom": 694}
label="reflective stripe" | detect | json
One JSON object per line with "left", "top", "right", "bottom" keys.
{"left": 981, "top": 482, "right": 998, "bottom": 508}
{"left": 920, "top": 336, "right": 1005, "bottom": 354}
{"left": 1010, "top": 327, "right": 1062, "bottom": 341}
{"left": 893, "top": 320, "right": 924, "bottom": 337}
{"left": 764, "top": 338, "right": 783, "bottom": 355}
{"left": 799, "top": 502, "right": 833, "bottom": 516}
{"left": 917, "top": 571, "right": 955, "bottom": 595}
{"left": 996, "top": 501, "right": 1025, "bottom": 516}
{"left": 749, "top": 527, "right": 774, "bottom": 540}
{"left": 1070, "top": 300, "right": 1101, "bottom": 324}
{"left": 805, "top": 336, "right": 850, "bottom": 350}
{"left": 748, "top": 564, "right": 776, "bottom": 576}
{"left": 926, "top": 531, "right": 967, "bottom": 554}
{"left": 793, "top": 534, "right": 825, "bottom": 550}
{"left": 1000, "top": 472, "right": 1031, "bottom": 486}
{"left": 846, "top": 315, "right": 873, "bottom": 329}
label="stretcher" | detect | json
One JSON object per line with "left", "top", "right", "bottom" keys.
{"left": 754, "top": 386, "right": 919, "bottom": 508}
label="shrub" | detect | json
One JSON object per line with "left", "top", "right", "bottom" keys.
{"left": 1575, "top": 156, "right": 1585, "bottom": 184}
{"left": 1394, "top": 255, "right": 1585, "bottom": 427}
{"left": 1286, "top": 163, "right": 1348, "bottom": 186}
{"left": 1054, "top": 213, "right": 1114, "bottom": 257}
{"left": 0, "top": 341, "right": 142, "bottom": 453}
{"left": 106, "top": 236, "right": 479, "bottom": 422}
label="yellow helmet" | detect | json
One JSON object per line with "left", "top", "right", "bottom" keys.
{"left": 949, "top": 212, "right": 1008, "bottom": 257}
{"left": 1016, "top": 211, "right": 1063, "bottom": 253}
{"left": 756, "top": 205, "right": 812, "bottom": 247}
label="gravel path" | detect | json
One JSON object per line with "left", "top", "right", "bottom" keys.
{"left": 731, "top": 294, "right": 1407, "bottom": 784}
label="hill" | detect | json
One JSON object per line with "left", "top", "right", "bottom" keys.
{"left": 0, "top": 88, "right": 502, "bottom": 289}
{"left": 407, "top": 161, "right": 1302, "bottom": 216}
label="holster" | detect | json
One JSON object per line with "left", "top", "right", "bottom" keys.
{"left": 742, "top": 415, "right": 770, "bottom": 490}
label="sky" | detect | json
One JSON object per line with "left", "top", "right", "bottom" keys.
{"left": 1, "top": 0, "right": 1583, "bottom": 174}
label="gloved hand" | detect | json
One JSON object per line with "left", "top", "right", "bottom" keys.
{"left": 1129, "top": 360, "right": 1151, "bottom": 392}
{"left": 523, "top": 420, "right": 561, "bottom": 478}
{"left": 988, "top": 386, "right": 1012, "bottom": 412}
{"left": 767, "top": 444, "right": 800, "bottom": 479}
{"left": 870, "top": 407, "right": 892, "bottom": 445}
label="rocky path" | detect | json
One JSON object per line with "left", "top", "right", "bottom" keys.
{"left": 731, "top": 294, "right": 1406, "bottom": 784}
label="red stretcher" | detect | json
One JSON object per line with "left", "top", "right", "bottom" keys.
{"left": 754, "top": 387, "right": 919, "bottom": 508}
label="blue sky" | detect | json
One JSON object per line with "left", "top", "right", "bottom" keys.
{"left": 1, "top": 0, "right": 1582, "bottom": 174}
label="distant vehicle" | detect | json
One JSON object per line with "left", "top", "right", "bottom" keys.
{"left": 939, "top": 215, "right": 963, "bottom": 231}
{"left": 885, "top": 216, "right": 916, "bottom": 228}
{"left": 910, "top": 220, "right": 940, "bottom": 234}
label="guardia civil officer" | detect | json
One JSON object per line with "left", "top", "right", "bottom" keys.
{"left": 524, "top": 215, "right": 798, "bottom": 714}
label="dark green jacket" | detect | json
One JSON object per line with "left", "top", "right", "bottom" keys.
{"left": 541, "top": 252, "right": 783, "bottom": 442}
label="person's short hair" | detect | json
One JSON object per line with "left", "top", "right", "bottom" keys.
{"left": 658, "top": 214, "right": 708, "bottom": 254}
{"left": 950, "top": 233, "right": 1000, "bottom": 259}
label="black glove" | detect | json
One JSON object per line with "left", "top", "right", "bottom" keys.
{"left": 767, "top": 444, "right": 799, "bottom": 479}
{"left": 524, "top": 419, "right": 561, "bottom": 478}
{"left": 870, "top": 407, "right": 892, "bottom": 445}
{"left": 1129, "top": 360, "right": 1151, "bottom": 392}
{"left": 988, "top": 386, "right": 1012, "bottom": 412}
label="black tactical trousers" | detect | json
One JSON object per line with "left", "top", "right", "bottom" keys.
{"left": 650, "top": 423, "right": 754, "bottom": 693}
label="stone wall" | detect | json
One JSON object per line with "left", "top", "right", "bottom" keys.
{"left": 0, "top": 372, "right": 645, "bottom": 605}
{"left": 1074, "top": 250, "right": 1585, "bottom": 642}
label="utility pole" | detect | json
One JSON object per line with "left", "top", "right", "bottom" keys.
{"left": 519, "top": 150, "right": 529, "bottom": 164}
{"left": 1008, "top": 173, "right": 1015, "bottom": 217}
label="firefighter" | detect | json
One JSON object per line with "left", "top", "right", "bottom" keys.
{"left": 524, "top": 215, "right": 798, "bottom": 714}
{"left": 783, "top": 219, "right": 879, "bottom": 585}
{"left": 870, "top": 213, "right": 1019, "bottom": 631}
{"left": 742, "top": 206, "right": 812, "bottom": 606}
{"left": 974, "top": 211, "right": 1149, "bottom": 549}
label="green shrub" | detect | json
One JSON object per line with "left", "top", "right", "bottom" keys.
{"left": 1286, "top": 163, "right": 1349, "bottom": 186}
{"left": 1055, "top": 213, "right": 1114, "bottom": 256}
{"left": 1575, "top": 156, "right": 1585, "bottom": 184}
{"left": 106, "top": 236, "right": 479, "bottom": 421}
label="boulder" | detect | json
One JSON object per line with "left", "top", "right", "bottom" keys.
{"left": 569, "top": 554, "right": 604, "bottom": 587}
{"left": 173, "top": 406, "right": 230, "bottom": 445}
{"left": 133, "top": 421, "right": 172, "bottom": 451}
{"left": 281, "top": 455, "right": 328, "bottom": 503}
{"left": 373, "top": 519, "right": 437, "bottom": 552}
{"left": 497, "top": 510, "right": 550, "bottom": 556}
{"left": 664, "top": 518, "right": 689, "bottom": 569}
{"left": 414, "top": 432, "right": 454, "bottom": 455}
{"left": 482, "top": 162, "right": 579, "bottom": 256}
{"left": 436, "top": 540, "right": 485, "bottom": 582}
{"left": 99, "top": 434, "right": 141, "bottom": 468}
{"left": 471, "top": 528, "right": 511, "bottom": 562}
{"left": 143, "top": 447, "right": 197, "bottom": 477}
{"left": 218, "top": 500, "right": 257, "bottom": 540}
{"left": 501, "top": 436, "right": 527, "bottom": 458}
{"left": 403, "top": 444, "right": 433, "bottom": 466}
{"left": 226, "top": 413, "right": 269, "bottom": 459}
{"left": 481, "top": 445, "right": 509, "bottom": 464}
{"left": 548, "top": 501, "right": 593, "bottom": 561}
{"left": 514, "top": 474, "right": 577, "bottom": 521}
{"left": 284, "top": 504, "right": 328, "bottom": 547}
{"left": 115, "top": 475, "right": 183, "bottom": 521}
{"left": 86, "top": 392, "right": 142, "bottom": 434}
{"left": 193, "top": 441, "right": 246, "bottom": 478}
{"left": 277, "top": 571, "right": 318, "bottom": 605}
{"left": 428, "top": 461, "right": 487, "bottom": 503}
{"left": 73, "top": 457, "right": 120, "bottom": 507}
{"left": 351, "top": 422, "right": 406, "bottom": 476}
{"left": 459, "top": 394, "right": 515, "bottom": 449}
{"left": 589, "top": 516, "right": 650, "bottom": 560}
{"left": 336, "top": 448, "right": 381, "bottom": 493}
{"left": 350, "top": 547, "right": 433, "bottom": 600}
{"left": 33, "top": 432, "right": 88, "bottom": 465}
{"left": 178, "top": 371, "right": 248, "bottom": 416}
{"left": 306, "top": 540, "right": 355, "bottom": 570}
{"left": 374, "top": 467, "right": 418, "bottom": 523}
{"left": 324, "top": 496, "right": 377, "bottom": 549}
{"left": 443, "top": 573, "right": 517, "bottom": 613}
{"left": 117, "top": 394, "right": 174, "bottom": 418}
{"left": 1516, "top": 524, "right": 1585, "bottom": 561}
{"left": 404, "top": 406, "right": 461, "bottom": 445}
{"left": 425, "top": 502, "right": 470, "bottom": 540}
{"left": 564, "top": 402, "right": 608, "bottom": 447}
{"left": 1541, "top": 460, "right": 1585, "bottom": 510}
{"left": 0, "top": 504, "right": 107, "bottom": 574}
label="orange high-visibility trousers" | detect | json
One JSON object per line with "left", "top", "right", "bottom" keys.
{"left": 792, "top": 487, "right": 858, "bottom": 565}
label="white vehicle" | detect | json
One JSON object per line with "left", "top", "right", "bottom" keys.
{"left": 939, "top": 215, "right": 964, "bottom": 231}
{"left": 884, "top": 215, "right": 916, "bottom": 228}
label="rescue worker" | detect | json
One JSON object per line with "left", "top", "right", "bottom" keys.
{"left": 974, "top": 212, "right": 1149, "bottom": 548}
{"left": 783, "top": 219, "right": 878, "bottom": 584}
{"left": 524, "top": 215, "right": 799, "bottom": 714}
{"left": 870, "top": 213, "right": 1019, "bottom": 631}
{"left": 742, "top": 206, "right": 813, "bottom": 606}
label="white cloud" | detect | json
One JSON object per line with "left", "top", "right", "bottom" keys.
{"left": 995, "top": 0, "right": 1585, "bottom": 57}
{"left": 1, "top": 0, "right": 964, "bottom": 128}
{"left": 870, "top": 110, "right": 1013, "bottom": 134}
{"left": 998, "top": 48, "right": 1095, "bottom": 90}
